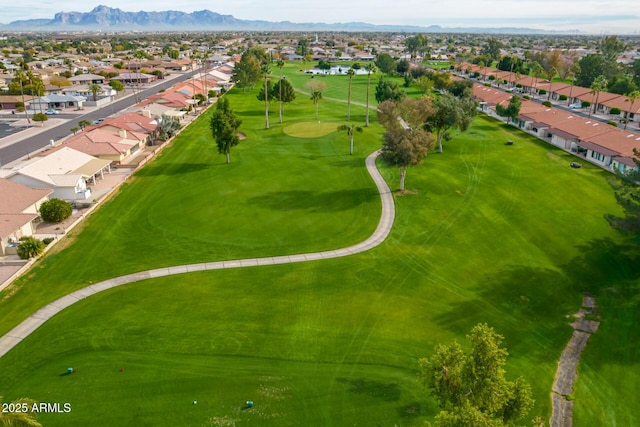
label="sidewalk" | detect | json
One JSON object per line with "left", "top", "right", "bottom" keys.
{"left": 0, "top": 149, "right": 395, "bottom": 359}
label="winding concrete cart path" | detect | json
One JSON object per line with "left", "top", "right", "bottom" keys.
{"left": 0, "top": 150, "right": 395, "bottom": 359}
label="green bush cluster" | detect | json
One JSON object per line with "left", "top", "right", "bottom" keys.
{"left": 40, "top": 198, "right": 73, "bottom": 223}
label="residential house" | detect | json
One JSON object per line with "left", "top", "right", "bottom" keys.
{"left": 58, "top": 112, "right": 157, "bottom": 163}
{"left": 0, "top": 147, "right": 111, "bottom": 201}
{"left": 68, "top": 73, "right": 106, "bottom": 85}
{"left": 0, "top": 178, "right": 52, "bottom": 256}
{"left": 112, "top": 72, "right": 157, "bottom": 85}
{"left": 137, "top": 90, "right": 192, "bottom": 110}
{"left": 30, "top": 94, "right": 85, "bottom": 111}
{"left": 0, "top": 95, "right": 36, "bottom": 111}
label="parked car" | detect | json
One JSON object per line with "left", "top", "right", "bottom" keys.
{"left": 569, "top": 103, "right": 582, "bottom": 109}
{"left": 45, "top": 109, "right": 59, "bottom": 115}
{"left": 93, "top": 118, "right": 105, "bottom": 124}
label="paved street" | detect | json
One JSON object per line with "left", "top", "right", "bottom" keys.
{"left": 0, "top": 69, "right": 198, "bottom": 166}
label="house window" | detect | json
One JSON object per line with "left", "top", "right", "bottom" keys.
{"left": 590, "top": 151, "right": 605, "bottom": 162}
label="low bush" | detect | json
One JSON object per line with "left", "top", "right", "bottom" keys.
{"left": 539, "top": 89, "right": 547, "bottom": 95}
{"left": 607, "top": 121, "right": 618, "bottom": 127}
{"left": 523, "top": 95, "right": 531, "bottom": 100}
{"left": 559, "top": 94, "right": 568, "bottom": 101}
{"left": 542, "top": 101, "right": 553, "bottom": 107}
{"left": 42, "top": 237, "right": 55, "bottom": 246}
{"left": 609, "top": 107, "right": 622, "bottom": 115}
{"left": 581, "top": 101, "right": 591, "bottom": 108}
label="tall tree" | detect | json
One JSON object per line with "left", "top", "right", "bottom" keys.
{"left": 261, "top": 63, "right": 271, "bottom": 129}
{"left": 528, "top": 61, "right": 544, "bottom": 97}
{"left": 374, "top": 53, "right": 396, "bottom": 74}
{"left": 232, "top": 53, "right": 261, "bottom": 92}
{"left": 378, "top": 98, "right": 435, "bottom": 191}
{"left": 428, "top": 93, "right": 478, "bottom": 153}
{"left": 599, "top": 35, "right": 626, "bottom": 76}
{"left": 575, "top": 54, "right": 605, "bottom": 88}
{"left": 589, "top": 75, "right": 608, "bottom": 118}
{"left": 306, "top": 80, "right": 327, "bottom": 120}
{"left": 272, "top": 79, "right": 296, "bottom": 121}
{"left": 276, "top": 59, "right": 285, "bottom": 123}
{"left": 337, "top": 123, "right": 363, "bottom": 155}
{"left": 567, "top": 61, "right": 581, "bottom": 106}
{"left": 346, "top": 68, "right": 355, "bottom": 121}
{"left": 210, "top": 97, "right": 242, "bottom": 164}
{"left": 495, "top": 95, "right": 522, "bottom": 124}
{"left": 9, "top": 69, "right": 31, "bottom": 123}
{"left": 481, "top": 37, "right": 503, "bottom": 63}
{"left": 419, "top": 323, "right": 534, "bottom": 427}
{"left": 364, "top": 63, "right": 377, "bottom": 127}
{"left": 375, "top": 78, "right": 405, "bottom": 103}
{"left": 625, "top": 90, "right": 640, "bottom": 130}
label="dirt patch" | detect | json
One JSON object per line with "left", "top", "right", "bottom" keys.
{"left": 238, "top": 132, "right": 247, "bottom": 140}
{"left": 394, "top": 189, "right": 418, "bottom": 197}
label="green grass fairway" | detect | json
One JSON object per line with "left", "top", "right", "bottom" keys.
{"left": 0, "top": 86, "right": 384, "bottom": 338}
{"left": 1, "top": 101, "right": 636, "bottom": 426}
{"left": 283, "top": 120, "right": 340, "bottom": 138}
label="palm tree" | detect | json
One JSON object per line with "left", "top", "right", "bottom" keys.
{"left": 277, "top": 59, "right": 285, "bottom": 123}
{"left": 78, "top": 119, "right": 91, "bottom": 130}
{"left": 346, "top": 68, "right": 355, "bottom": 121}
{"left": 88, "top": 83, "right": 102, "bottom": 102}
{"left": 0, "top": 396, "right": 41, "bottom": 426}
{"left": 337, "top": 123, "right": 363, "bottom": 155}
{"left": 528, "top": 61, "right": 544, "bottom": 98}
{"left": 567, "top": 62, "right": 580, "bottom": 106}
{"left": 547, "top": 67, "right": 558, "bottom": 100}
{"left": 589, "top": 75, "right": 608, "bottom": 119}
{"left": 364, "top": 63, "right": 377, "bottom": 127}
{"left": 13, "top": 69, "right": 30, "bottom": 124}
{"left": 26, "top": 70, "right": 45, "bottom": 114}
{"left": 478, "top": 60, "right": 486, "bottom": 81}
{"left": 624, "top": 90, "right": 640, "bottom": 130}
{"left": 311, "top": 90, "right": 323, "bottom": 120}
{"left": 261, "top": 63, "right": 271, "bottom": 129}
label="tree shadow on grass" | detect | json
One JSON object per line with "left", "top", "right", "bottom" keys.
{"left": 335, "top": 377, "right": 401, "bottom": 402}
{"left": 247, "top": 188, "right": 376, "bottom": 212}
{"left": 135, "top": 162, "right": 212, "bottom": 176}
{"left": 431, "top": 238, "right": 640, "bottom": 367}
{"left": 432, "top": 265, "right": 577, "bottom": 366}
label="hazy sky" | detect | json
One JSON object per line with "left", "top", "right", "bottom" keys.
{"left": 3, "top": 1, "right": 640, "bottom": 33}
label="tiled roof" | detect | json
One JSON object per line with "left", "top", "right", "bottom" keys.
{"left": 0, "top": 178, "right": 52, "bottom": 214}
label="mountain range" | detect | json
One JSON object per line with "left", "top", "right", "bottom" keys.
{"left": 0, "top": 5, "right": 568, "bottom": 33}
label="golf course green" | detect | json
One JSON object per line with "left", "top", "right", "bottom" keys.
{"left": 0, "top": 64, "right": 638, "bottom": 426}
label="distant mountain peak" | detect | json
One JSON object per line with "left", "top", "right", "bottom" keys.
{"left": 2, "top": 6, "right": 570, "bottom": 34}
